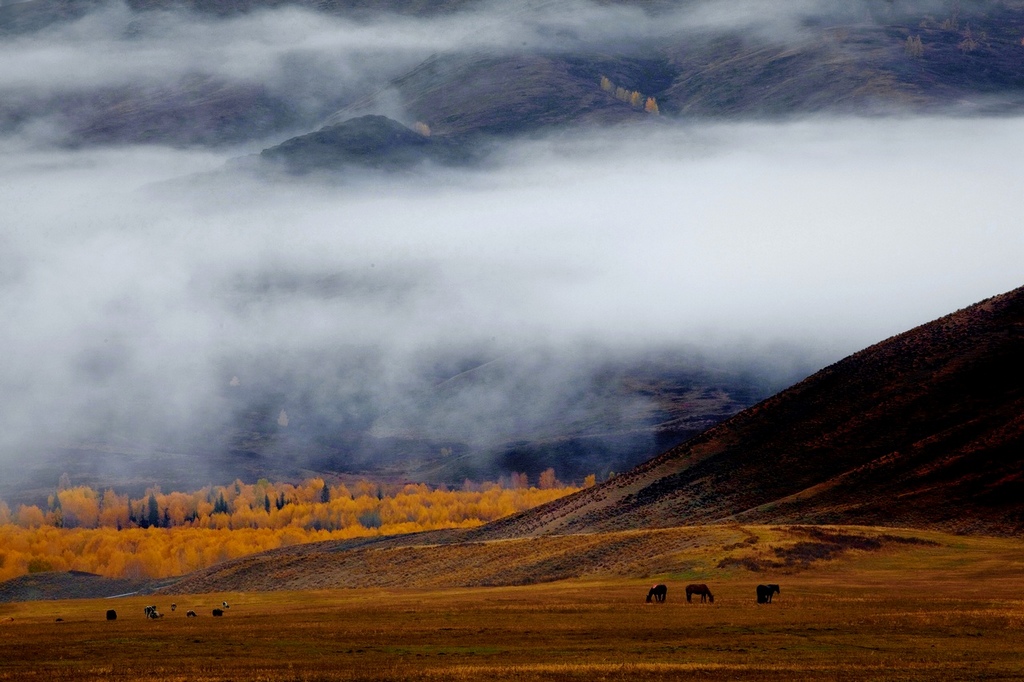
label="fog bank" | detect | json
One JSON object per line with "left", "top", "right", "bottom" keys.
{"left": 1, "top": 115, "right": 1022, "bottom": 485}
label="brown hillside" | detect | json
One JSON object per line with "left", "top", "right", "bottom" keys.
{"left": 471, "top": 284, "right": 1024, "bottom": 538}
{"left": 161, "top": 524, "right": 938, "bottom": 594}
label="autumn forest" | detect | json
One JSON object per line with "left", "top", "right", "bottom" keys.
{"left": 0, "top": 472, "right": 589, "bottom": 582}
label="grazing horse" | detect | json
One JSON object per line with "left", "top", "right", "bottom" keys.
{"left": 685, "top": 584, "right": 714, "bottom": 603}
{"left": 646, "top": 584, "right": 667, "bottom": 603}
{"left": 757, "top": 584, "right": 780, "bottom": 604}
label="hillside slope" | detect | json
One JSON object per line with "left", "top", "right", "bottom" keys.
{"left": 472, "top": 284, "right": 1024, "bottom": 538}
{"left": 162, "top": 524, "right": 940, "bottom": 594}
{"left": 6, "top": 1, "right": 1024, "bottom": 146}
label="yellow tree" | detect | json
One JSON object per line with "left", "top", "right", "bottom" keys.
{"left": 16, "top": 505, "right": 45, "bottom": 528}
{"left": 98, "top": 489, "right": 130, "bottom": 528}
{"left": 538, "top": 468, "right": 558, "bottom": 490}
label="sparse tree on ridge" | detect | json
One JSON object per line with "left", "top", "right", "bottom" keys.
{"left": 905, "top": 35, "right": 924, "bottom": 58}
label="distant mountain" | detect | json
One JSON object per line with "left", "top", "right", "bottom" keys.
{"left": 472, "top": 284, "right": 1024, "bottom": 538}
{"left": 6, "top": 0, "right": 1024, "bottom": 146}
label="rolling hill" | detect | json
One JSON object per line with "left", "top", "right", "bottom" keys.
{"left": 475, "top": 283, "right": 1024, "bottom": 538}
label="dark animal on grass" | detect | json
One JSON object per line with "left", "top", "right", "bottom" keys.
{"left": 222, "top": 601, "right": 229, "bottom": 609}
{"left": 213, "top": 609, "right": 224, "bottom": 617}
{"left": 646, "top": 584, "right": 667, "bottom": 603}
{"left": 685, "top": 584, "right": 714, "bottom": 603}
{"left": 105, "top": 610, "right": 117, "bottom": 621}
{"left": 171, "top": 603, "right": 177, "bottom": 612}
{"left": 757, "top": 584, "right": 780, "bottom": 604}
{"left": 186, "top": 610, "right": 197, "bottom": 618}
{"left": 144, "top": 605, "right": 162, "bottom": 619}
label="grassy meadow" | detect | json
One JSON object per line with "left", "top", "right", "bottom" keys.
{"left": 2, "top": 527, "right": 1024, "bottom": 681}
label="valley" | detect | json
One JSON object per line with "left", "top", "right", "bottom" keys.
{"left": 2, "top": 525, "right": 1023, "bottom": 681}
{"left": 3, "top": 0, "right": 1024, "bottom": 678}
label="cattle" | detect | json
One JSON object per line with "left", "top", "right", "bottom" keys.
{"left": 105, "top": 609, "right": 117, "bottom": 621}
{"left": 222, "top": 601, "right": 230, "bottom": 609}
{"left": 186, "top": 610, "right": 197, "bottom": 618}
{"left": 212, "top": 609, "right": 224, "bottom": 617}
{"left": 171, "top": 603, "right": 177, "bottom": 612}
{"left": 144, "top": 605, "right": 163, "bottom": 619}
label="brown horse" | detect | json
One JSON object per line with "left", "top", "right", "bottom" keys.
{"left": 685, "top": 584, "right": 714, "bottom": 603}
{"left": 646, "top": 584, "right": 667, "bottom": 603}
{"left": 757, "top": 584, "right": 780, "bottom": 604}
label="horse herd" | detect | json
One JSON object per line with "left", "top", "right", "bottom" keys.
{"left": 103, "top": 601, "right": 230, "bottom": 621}
{"left": 102, "top": 586, "right": 775, "bottom": 623}
{"left": 646, "top": 583, "right": 780, "bottom": 604}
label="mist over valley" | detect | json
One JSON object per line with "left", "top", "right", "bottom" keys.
{"left": 2, "top": 0, "right": 1024, "bottom": 504}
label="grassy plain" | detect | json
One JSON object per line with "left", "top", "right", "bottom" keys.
{"left": 2, "top": 527, "right": 1024, "bottom": 681}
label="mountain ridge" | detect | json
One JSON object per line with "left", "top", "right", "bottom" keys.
{"left": 466, "top": 284, "right": 1024, "bottom": 538}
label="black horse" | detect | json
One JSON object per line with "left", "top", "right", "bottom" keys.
{"left": 756, "top": 584, "right": 780, "bottom": 604}
{"left": 646, "top": 584, "right": 667, "bottom": 603}
{"left": 685, "top": 584, "right": 714, "bottom": 603}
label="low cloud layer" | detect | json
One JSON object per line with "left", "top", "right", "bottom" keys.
{"left": 2, "top": 114, "right": 1023, "bottom": 488}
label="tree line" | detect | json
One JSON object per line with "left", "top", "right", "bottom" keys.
{"left": 0, "top": 472, "right": 591, "bottom": 581}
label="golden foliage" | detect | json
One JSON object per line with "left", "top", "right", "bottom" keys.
{"left": 600, "top": 75, "right": 660, "bottom": 115}
{"left": 0, "top": 476, "right": 583, "bottom": 581}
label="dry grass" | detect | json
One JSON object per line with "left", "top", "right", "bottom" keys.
{"left": 2, "top": 526, "right": 1024, "bottom": 681}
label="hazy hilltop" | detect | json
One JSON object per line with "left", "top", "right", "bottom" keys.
{"left": 5, "top": 0, "right": 1024, "bottom": 149}
{"left": 474, "top": 284, "right": 1024, "bottom": 538}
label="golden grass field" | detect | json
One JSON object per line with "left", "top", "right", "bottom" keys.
{"left": 2, "top": 526, "right": 1024, "bottom": 681}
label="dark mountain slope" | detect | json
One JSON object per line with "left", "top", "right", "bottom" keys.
{"left": 257, "top": 114, "right": 475, "bottom": 172}
{"left": 471, "top": 284, "right": 1024, "bottom": 538}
